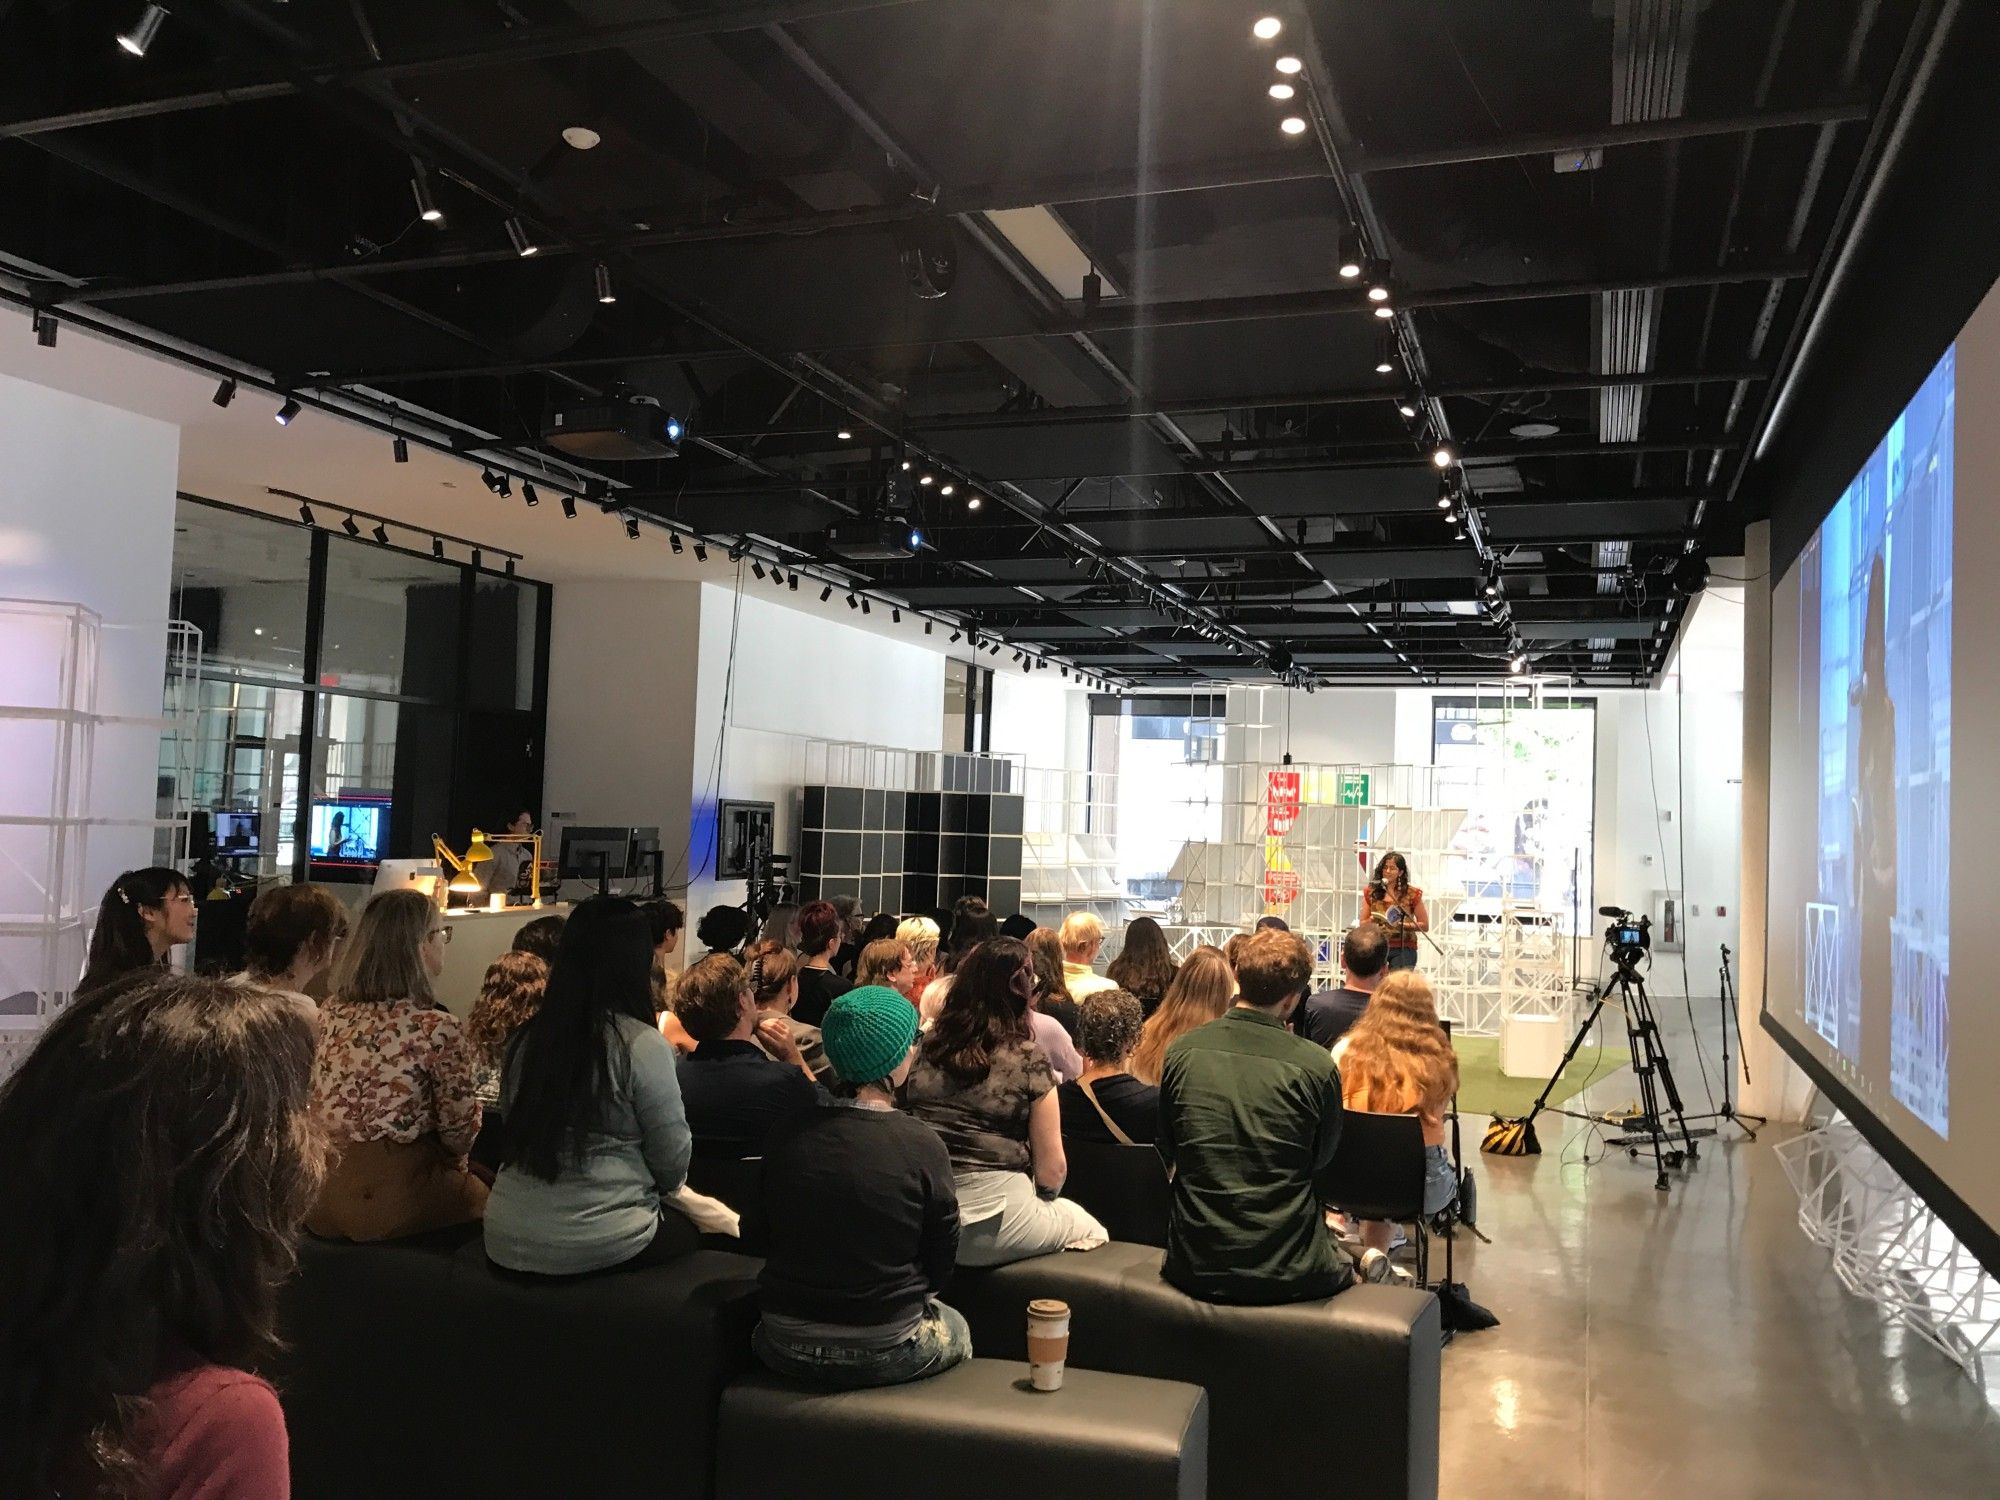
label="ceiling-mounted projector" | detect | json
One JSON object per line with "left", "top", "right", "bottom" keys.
{"left": 826, "top": 517, "right": 925, "bottom": 561}
{"left": 544, "top": 392, "right": 685, "bottom": 460}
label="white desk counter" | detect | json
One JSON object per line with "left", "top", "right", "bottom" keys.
{"left": 434, "top": 903, "right": 571, "bottom": 1019}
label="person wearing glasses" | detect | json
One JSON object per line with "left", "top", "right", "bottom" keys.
{"left": 77, "top": 867, "right": 199, "bottom": 996}
{"left": 308, "top": 889, "right": 488, "bottom": 1240}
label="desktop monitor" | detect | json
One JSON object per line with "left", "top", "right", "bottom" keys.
{"left": 212, "top": 810, "right": 260, "bottom": 855}
{"left": 310, "top": 799, "right": 389, "bottom": 865}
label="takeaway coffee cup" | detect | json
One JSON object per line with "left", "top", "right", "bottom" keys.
{"left": 1026, "top": 1298, "right": 1070, "bottom": 1392}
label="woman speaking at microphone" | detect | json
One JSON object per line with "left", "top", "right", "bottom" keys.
{"left": 1358, "top": 851, "right": 1428, "bottom": 972}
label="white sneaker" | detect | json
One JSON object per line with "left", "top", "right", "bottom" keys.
{"left": 1359, "top": 1248, "right": 1395, "bottom": 1283}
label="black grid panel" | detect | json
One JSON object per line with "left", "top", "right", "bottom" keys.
{"left": 799, "top": 783, "right": 1023, "bottom": 918}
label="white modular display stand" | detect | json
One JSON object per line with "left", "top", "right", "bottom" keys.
{"left": 1019, "top": 764, "right": 1122, "bottom": 933}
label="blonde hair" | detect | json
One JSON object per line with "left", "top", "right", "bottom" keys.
{"left": 1339, "top": 970, "right": 1458, "bottom": 1118}
{"left": 1059, "top": 910, "right": 1104, "bottom": 955}
{"left": 329, "top": 888, "right": 438, "bottom": 1007}
{"left": 1130, "top": 945, "right": 1235, "bottom": 1085}
{"left": 896, "top": 916, "right": 940, "bottom": 968}
{"left": 744, "top": 939, "right": 800, "bottom": 1007}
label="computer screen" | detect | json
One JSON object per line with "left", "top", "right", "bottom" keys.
{"left": 309, "top": 800, "right": 389, "bottom": 864}
{"left": 212, "top": 810, "right": 260, "bottom": 854}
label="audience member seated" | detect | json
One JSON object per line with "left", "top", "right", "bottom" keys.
{"left": 757, "top": 902, "right": 801, "bottom": 950}
{"left": 1026, "top": 926, "right": 1080, "bottom": 1038}
{"left": 1157, "top": 927, "right": 1351, "bottom": 1304}
{"left": 1359, "top": 851, "right": 1428, "bottom": 973}
{"left": 745, "top": 986, "right": 972, "bottom": 1389}
{"left": 0, "top": 973, "right": 322, "bottom": 1500}
{"left": 1130, "top": 944, "right": 1235, "bottom": 1086}
{"left": 1333, "top": 970, "right": 1460, "bottom": 1284}
{"left": 906, "top": 938, "right": 1107, "bottom": 1267}
{"left": 511, "top": 911, "right": 566, "bottom": 965}
{"left": 791, "top": 900, "right": 853, "bottom": 1027}
{"left": 1059, "top": 911, "right": 1118, "bottom": 1003}
{"left": 1298, "top": 922, "right": 1389, "bottom": 1050}
{"left": 77, "top": 866, "right": 197, "bottom": 998}
{"left": 697, "top": 904, "right": 753, "bottom": 960}
{"left": 828, "top": 894, "right": 864, "bottom": 978}
{"left": 1018, "top": 931, "right": 1083, "bottom": 1083}
{"left": 748, "top": 939, "right": 837, "bottom": 1083}
{"left": 856, "top": 935, "right": 919, "bottom": 1005}
{"left": 897, "top": 914, "right": 942, "bottom": 1003}
{"left": 998, "top": 912, "right": 1038, "bottom": 942}
{"left": 484, "top": 897, "right": 701, "bottom": 1276}
{"left": 1222, "top": 931, "right": 1250, "bottom": 975}
{"left": 1106, "top": 914, "right": 1178, "bottom": 1018}
{"left": 674, "top": 953, "right": 820, "bottom": 1160}
{"left": 1254, "top": 915, "right": 1291, "bottom": 933}
{"left": 642, "top": 897, "right": 686, "bottom": 1011}
{"left": 921, "top": 897, "right": 999, "bottom": 1021}
{"left": 466, "top": 951, "right": 550, "bottom": 1172}
{"left": 1058, "top": 989, "right": 1159, "bottom": 1144}
{"left": 309, "top": 889, "right": 487, "bottom": 1241}
{"left": 858, "top": 910, "right": 900, "bottom": 950}
{"left": 234, "top": 880, "right": 348, "bottom": 1010}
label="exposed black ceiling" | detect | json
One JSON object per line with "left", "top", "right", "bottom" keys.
{"left": 0, "top": 0, "right": 1951, "bottom": 684}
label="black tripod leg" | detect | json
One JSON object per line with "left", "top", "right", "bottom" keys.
{"left": 1522, "top": 998, "right": 1606, "bottom": 1120}
{"left": 1637, "top": 982, "right": 1698, "bottom": 1163}
{"left": 1618, "top": 980, "right": 1673, "bottom": 1190}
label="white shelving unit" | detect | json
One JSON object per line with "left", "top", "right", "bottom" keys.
{"left": 1019, "top": 766, "right": 1122, "bottom": 930}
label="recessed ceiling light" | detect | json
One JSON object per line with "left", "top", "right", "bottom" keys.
{"left": 1253, "top": 17, "right": 1282, "bottom": 40}
{"left": 1280, "top": 116, "right": 1308, "bottom": 136}
{"left": 562, "top": 126, "right": 601, "bottom": 150}
{"left": 1275, "top": 55, "right": 1303, "bottom": 74}
{"left": 1269, "top": 83, "right": 1295, "bottom": 101}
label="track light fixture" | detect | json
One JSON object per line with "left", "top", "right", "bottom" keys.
{"left": 1252, "top": 16, "right": 1282, "bottom": 40}
{"left": 1337, "top": 230, "right": 1363, "bottom": 279}
{"left": 481, "top": 469, "right": 502, "bottom": 495}
{"left": 1279, "top": 116, "right": 1308, "bottom": 136}
{"left": 471, "top": 548, "right": 483, "bottom": 571}
{"left": 1398, "top": 400, "right": 1418, "bottom": 419}
{"left": 117, "top": 3, "right": 169, "bottom": 57}
{"left": 212, "top": 377, "right": 236, "bottom": 407}
{"left": 693, "top": 542, "right": 707, "bottom": 562}
{"left": 505, "top": 217, "right": 538, "bottom": 257}
{"left": 752, "top": 561, "right": 765, "bottom": 580}
{"left": 1269, "top": 82, "right": 1296, "bottom": 101}
{"left": 1367, "top": 281, "right": 1391, "bottom": 303}
{"left": 561, "top": 494, "right": 577, "bottom": 520}
{"left": 820, "top": 585, "right": 833, "bottom": 602}
{"left": 940, "top": 483, "right": 955, "bottom": 497}
{"left": 410, "top": 166, "right": 443, "bottom": 224}
{"left": 847, "top": 593, "right": 858, "bottom": 609}
{"left": 504, "top": 558, "right": 516, "bottom": 578}
{"left": 1372, "top": 303, "right": 1395, "bottom": 320}
{"left": 918, "top": 473, "right": 935, "bottom": 486}
{"left": 392, "top": 434, "right": 408, "bottom": 463}
{"left": 1510, "top": 655, "right": 1526, "bottom": 676}
{"left": 1432, "top": 444, "right": 1455, "bottom": 468}
{"left": 1374, "top": 326, "right": 1395, "bottom": 376}
{"left": 950, "top": 630, "right": 962, "bottom": 644}
{"left": 790, "top": 574, "right": 800, "bottom": 592}
{"left": 860, "top": 598, "right": 871, "bottom": 616}
{"left": 522, "top": 482, "right": 539, "bottom": 508}
{"left": 625, "top": 515, "right": 641, "bottom": 540}
{"left": 1275, "top": 55, "right": 1303, "bottom": 75}
{"left": 837, "top": 428, "right": 853, "bottom": 441}
{"left": 924, "top": 620, "right": 933, "bottom": 635}
{"left": 274, "top": 396, "right": 301, "bottom": 426}
{"left": 30, "top": 312, "right": 56, "bottom": 347}
{"left": 341, "top": 515, "right": 360, "bottom": 537}
{"left": 496, "top": 473, "right": 512, "bottom": 499}
{"left": 966, "top": 494, "right": 982, "bottom": 511}
{"left": 890, "top": 607, "right": 901, "bottom": 623}
{"left": 670, "top": 532, "right": 682, "bottom": 554}
{"left": 432, "top": 537, "right": 445, "bottom": 560}
{"left": 728, "top": 541, "right": 748, "bottom": 562}
{"left": 372, "top": 522, "right": 390, "bottom": 545}
{"left": 297, "top": 503, "right": 314, "bottom": 526}
{"left": 594, "top": 263, "right": 615, "bottom": 303}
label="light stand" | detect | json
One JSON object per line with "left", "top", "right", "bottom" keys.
{"left": 1685, "top": 942, "right": 1767, "bottom": 1140}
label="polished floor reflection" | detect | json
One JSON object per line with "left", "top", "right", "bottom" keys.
{"left": 1438, "top": 1004, "right": 2000, "bottom": 1498}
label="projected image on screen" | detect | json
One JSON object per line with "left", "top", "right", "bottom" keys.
{"left": 1794, "top": 347, "right": 1953, "bottom": 1136}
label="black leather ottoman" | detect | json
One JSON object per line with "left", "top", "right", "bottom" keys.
{"left": 950, "top": 1243, "right": 1439, "bottom": 1500}
{"left": 717, "top": 1358, "right": 1208, "bottom": 1500}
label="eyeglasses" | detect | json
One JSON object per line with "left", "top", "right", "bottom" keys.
{"left": 428, "top": 926, "right": 453, "bottom": 945}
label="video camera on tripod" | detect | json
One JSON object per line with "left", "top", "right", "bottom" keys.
{"left": 1598, "top": 905, "right": 1652, "bottom": 967}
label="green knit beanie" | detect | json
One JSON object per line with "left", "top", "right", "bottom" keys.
{"left": 822, "top": 985, "right": 920, "bottom": 1087}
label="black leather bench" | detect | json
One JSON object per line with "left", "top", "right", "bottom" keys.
{"left": 717, "top": 1358, "right": 1209, "bottom": 1500}
{"left": 950, "top": 1242, "right": 1441, "bottom": 1500}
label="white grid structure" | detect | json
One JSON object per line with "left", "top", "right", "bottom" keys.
{"left": 1776, "top": 1113, "right": 1999, "bottom": 1390}
{"left": 1020, "top": 764, "right": 1121, "bottom": 927}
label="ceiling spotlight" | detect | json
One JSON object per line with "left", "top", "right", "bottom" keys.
{"left": 624, "top": 515, "right": 641, "bottom": 540}
{"left": 1510, "top": 655, "right": 1526, "bottom": 675}
{"left": 372, "top": 522, "right": 390, "bottom": 545}
{"left": 117, "top": 3, "right": 169, "bottom": 56}
{"left": 1269, "top": 83, "right": 1295, "bottom": 101}
{"left": 1337, "top": 230, "right": 1363, "bottom": 279}
{"left": 432, "top": 536, "right": 445, "bottom": 559}
{"left": 940, "top": 483, "right": 955, "bottom": 497}
{"left": 1398, "top": 400, "right": 1418, "bottom": 419}
{"left": 594, "top": 263, "right": 615, "bottom": 303}
{"left": 297, "top": 503, "right": 314, "bottom": 526}
{"left": 471, "top": 548, "right": 483, "bottom": 571}
{"left": 847, "top": 593, "right": 858, "bottom": 610}
{"left": 561, "top": 494, "right": 577, "bottom": 519}
{"left": 504, "top": 557, "right": 516, "bottom": 578}
{"left": 1275, "top": 55, "right": 1303, "bottom": 74}
{"left": 274, "top": 396, "right": 301, "bottom": 426}
{"left": 924, "top": 620, "right": 933, "bottom": 635}
{"left": 671, "top": 532, "right": 683, "bottom": 554}
{"left": 1445, "top": 509, "right": 1457, "bottom": 523}
{"left": 789, "top": 573, "right": 799, "bottom": 592}
{"left": 562, "top": 125, "right": 601, "bottom": 151}
{"left": 505, "top": 217, "right": 539, "bottom": 257}
{"left": 392, "top": 434, "right": 409, "bottom": 463}
{"left": 1367, "top": 282, "right": 1391, "bottom": 303}
{"left": 900, "top": 459, "right": 912, "bottom": 471}
{"left": 522, "top": 482, "right": 539, "bottom": 508}
{"left": 892, "top": 608, "right": 902, "bottom": 623}
{"left": 1252, "top": 16, "right": 1282, "bottom": 40}
{"left": 1280, "top": 116, "right": 1308, "bottom": 136}
{"left": 820, "top": 585, "right": 833, "bottom": 602}
{"left": 1432, "top": 444, "right": 1455, "bottom": 468}
{"left": 1374, "top": 327, "right": 1395, "bottom": 376}
{"left": 1372, "top": 303, "right": 1395, "bottom": 319}
{"left": 950, "top": 631, "right": 962, "bottom": 644}
{"left": 837, "top": 428, "right": 854, "bottom": 441}
{"left": 1453, "top": 527, "right": 1467, "bottom": 541}
{"left": 908, "top": 526, "right": 925, "bottom": 550}
{"left": 410, "top": 167, "right": 443, "bottom": 224}
{"left": 966, "top": 494, "right": 983, "bottom": 511}
{"left": 1484, "top": 581, "right": 1499, "bottom": 597}
{"left": 752, "top": 561, "right": 765, "bottom": 580}
{"left": 693, "top": 542, "right": 707, "bottom": 562}
{"left": 918, "top": 473, "right": 935, "bottom": 486}
{"left": 861, "top": 597, "right": 872, "bottom": 615}
{"left": 212, "top": 377, "right": 237, "bottom": 407}
{"left": 341, "top": 514, "right": 360, "bottom": 537}
{"left": 481, "top": 469, "right": 503, "bottom": 495}
{"left": 1437, "top": 491, "right": 1453, "bottom": 511}
{"left": 35, "top": 309, "right": 60, "bottom": 344}
{"left": 495, "top": 473, "right": 512, "bottom": 498}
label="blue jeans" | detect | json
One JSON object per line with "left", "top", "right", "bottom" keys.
{"left": 753, "top": 1300, "right": 973, "bottom": 1390}
{"left": 1386, "top": 947, "right": 1418, "bottom": 971}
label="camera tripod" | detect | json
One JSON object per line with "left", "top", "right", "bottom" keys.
{"left": 1524, "top": 955, "right": 1708, "bottom": 1190}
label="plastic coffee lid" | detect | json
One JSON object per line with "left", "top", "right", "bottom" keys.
{"left": 1028, "top": 1299, "right": 1069, "bottom": 1318}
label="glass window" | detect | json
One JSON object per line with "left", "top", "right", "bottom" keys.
{"left": 166, "top": 677, "right": 306, "bottom": 878}
{"left": 467, "top": 576, "right": 542, "bottom": 712}
{"left": 1090, "top": 697, "right": 1223, "bottom": 903}
{"left": 320, "top": 535, "right": 464, "bottom": 700}
{"left": 309, "top": 694, "right": 455, "bottom": 871}
{"left": 168, "top": 498, "right": 311, "bottom": 684}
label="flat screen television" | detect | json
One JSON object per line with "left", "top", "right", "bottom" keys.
{"left": 212, "top": 810, "right": 260, "bottom": 855}
{"left": 310, "top": 799, "right": 389, "bottom": 865}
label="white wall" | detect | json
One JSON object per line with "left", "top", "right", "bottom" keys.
{"left": 0, "top": 372, "right": 179, "bottom": 906}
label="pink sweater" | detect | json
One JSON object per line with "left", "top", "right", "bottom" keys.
{"left": 134, "top": 1363, "right": 289, "bottom": 1500}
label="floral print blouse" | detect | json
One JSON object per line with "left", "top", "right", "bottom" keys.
{"left": 311, "top": 996, "right": 483, "bottom": 1157}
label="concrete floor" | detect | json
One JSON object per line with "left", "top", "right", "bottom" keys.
{"left": 1437, "top": 997, "right": 2000, "bottom": 1499}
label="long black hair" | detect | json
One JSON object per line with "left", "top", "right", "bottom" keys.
{"left": 500, "top": 896, "right": 657, "bottom": 1181}
{"left": 78, "top": 867, "right": 189, "bottom": 998}
{"left": 1368, "top": 850, "right": 1412, "bottom": 904}
{"left": 941, "top": 895, "right": 998, "bottom": 976}
{"left": 921, "top": 936, "right": 1030, "bottom": 1084}
{"left": 0, "top": 972, "right": 323, "bottom": 1499}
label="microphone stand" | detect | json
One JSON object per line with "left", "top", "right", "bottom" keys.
{"left": 1685, "top": 942, "right": 1766, "bottom": 1140}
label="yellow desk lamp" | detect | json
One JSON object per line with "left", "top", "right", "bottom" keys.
{"left": 431, "top": 829, "right": 544, "bottom": 908}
